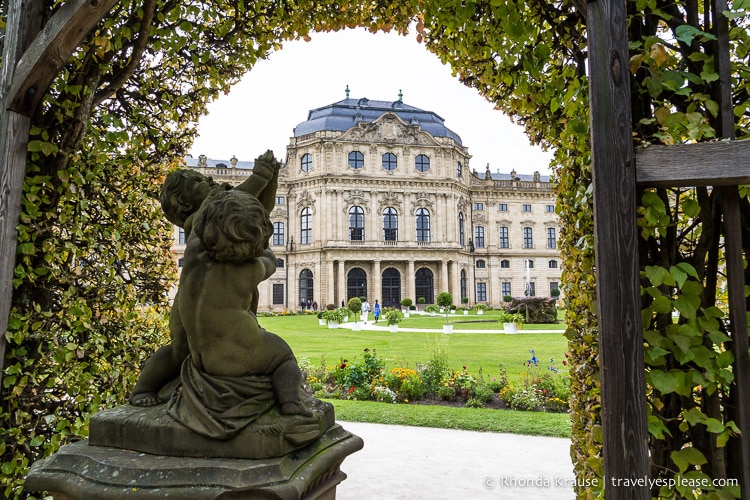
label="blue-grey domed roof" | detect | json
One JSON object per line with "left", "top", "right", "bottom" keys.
{"left": 293, "top": 97, "right": 462, "bottom": 145}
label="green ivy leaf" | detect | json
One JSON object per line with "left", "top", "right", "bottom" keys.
{"left": 671, "top": 447, "right": 707, "bottom": 473}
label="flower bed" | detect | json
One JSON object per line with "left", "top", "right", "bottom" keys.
{"left": 299, "top": 347, "right": 570, "bottom": 413}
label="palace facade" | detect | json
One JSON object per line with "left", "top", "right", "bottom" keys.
{"left": 178, "top": 95, "right": 561, "bottom": 311}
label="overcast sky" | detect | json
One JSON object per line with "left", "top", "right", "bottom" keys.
{"left": 189, "top": 28, "right": 554, "bottom": 175}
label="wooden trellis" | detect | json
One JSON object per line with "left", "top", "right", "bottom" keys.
{"left": 587, "top": 0, "right": 750, "bottom": 497}
{"left": 0, "top": 1, "right": 748, "bottom": 498}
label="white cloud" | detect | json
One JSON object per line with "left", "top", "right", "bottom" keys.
{"left": 189, "top": 28, "right": 553, "bottom": 175}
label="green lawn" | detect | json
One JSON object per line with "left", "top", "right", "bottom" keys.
{"left": 258, "top": 314, "right": 571, "bottom": 438}
{"left": 329, "top": 399, "right": 571, "bottom": 438}
{"left": 259, "top": 314, "right": 569, "bottom": 386}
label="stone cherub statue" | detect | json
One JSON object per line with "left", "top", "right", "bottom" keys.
{"left": 129, "top": 150, "right": 314, "bottom": 440}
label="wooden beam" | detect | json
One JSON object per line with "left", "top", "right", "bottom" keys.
{"left": 717, "top": 187, "right": 750, "bottom": 498}
{"left": 635, "top": 141, "right": 750, "bottom": 188}
{"left": 586, "top": 0, "right": 650, "bottom": 496}
{"left": 8, "top": 0, "right": 121, "bottom": 116}
{"left": 0, "top": 0, "right": 45, "bottom": 391}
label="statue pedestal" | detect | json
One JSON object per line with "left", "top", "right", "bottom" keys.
{"left": 25, "top": 422, "right": 362, "bottom": 499}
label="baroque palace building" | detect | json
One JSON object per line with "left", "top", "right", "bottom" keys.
{"left": 178, "top": 93, "right": 561, "bottom": 311}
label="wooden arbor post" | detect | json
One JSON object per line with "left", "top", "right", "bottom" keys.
{"left": 586, "top": 0, "right": 651, "bottom": 497}
{"left": 0, "top": 0, "right": 119, "bottom": 388}
{"left": 588, "top": 0, "right": 750, "bottom": 495}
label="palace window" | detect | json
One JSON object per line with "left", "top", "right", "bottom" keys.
{"left": 300, "top": 208, "right": 312, "bottom": 245}
{"left": 501, "top": 259, "right": 510, "bottom": 268}
{"left": 300, "top": 153, "right": 312, "bottom": 172}
{"left": 348, "top": 151, "right": 364, "bottom": 169}
{"left": 459, "top": 213, "right": 465, "bottom": 246}
{"left": 501, "top": 281, "right": 511, "bottom": 297}
{"left": 382, "top": 153, "right": 397, "bottom": 171}
{"left": 499, "top": 226, "right": 509, "bottom": 248}
{"left": 416, "top": 208, "right": 430, "bottom": 242}
{"left": 474, "top": 226, "right": 485, "bottom": 248}
{"left": 476, "top": 283, "right": 487, "bottom": 302}
{"left": 522, "top": 204, "right": 532, "bottom": 212}
{"left": 547, "top": 227, "right": 557, "bottom": 249}
{"left": 415, "top": 154, "right": 430, "bottom": 173}
{"left": 523, "top": 227, "right": 533, "bottom": 248}
{"left": 272, "top": 284, "right": 284, "bottom": 305}
{"left": 273, "top": 222, "right": 284, "bottom": 246}
{"left": 383, "top": 207, "right": 398, "bottom": 241}
{"left": 349, "top": 206, "right": 365, "bottom": 241}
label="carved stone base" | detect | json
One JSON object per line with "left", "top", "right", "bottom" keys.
{"left": 25, "top": 424, "right": 363, "bottom": 499}
{"left": 88, "top": 397, "right": 334, "bottom": 459}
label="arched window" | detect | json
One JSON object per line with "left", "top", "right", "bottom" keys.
{"left": 415, "top": 154, "right": 430, "bottom": 172}
{"left": 458, "top": 213, "right": 465, "bottom": 246}
{"left": 381, "top": 268, "right": 401, "bottom": 308}
{"left": 300, "top": 153, "right": 312, "bottom": 172}
{"left": 415, "top": 268, "right": 434, "bottom": 304}
{"left": 460, "top": 269, "right": 467, "bottom": 302}
{"left": 457, "top": 161, "right": 463, "bottom": 177}
{"left": 300, "top": 208, "right": 312, "bottom": 245}
{"left": 382, "top": 153, "right": 397, "bottom": 171}
{"left": 349, "top": 206, "right": 365, "bottom": 241}
{"left": 476, "top": 259, "right": 486, "bottom": 268}
{"left": 549, "top": 259, "right": 558, "bottom": 269}
{"left": 383, "top": 207, "right": 398, "bottom": 241}
{"left": 416, "top": 208, "right": 430, "bottom": 242}
{"left": 348, "top": 151, "right": 364, "bottom": 169}
{"left": 299, "top": 269, "right": 313, "bottom": 306}
{"left": 347, "top": 268, "right": 367, "bottom": 301}
{"left": 276, "top": 258, "right": 284, "bottom": 268}
{"left": 500, "top": 259, "right": 510, "bottom": 268}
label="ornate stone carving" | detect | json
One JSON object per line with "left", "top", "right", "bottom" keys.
{"left": 297, "top": 190, "right": 316, "bottom": 214}
{"left": 344, "top": 190, "right": 371, "bottom": 213}
{"left": 378, "top": 190, "right": 403, "bottom": 215}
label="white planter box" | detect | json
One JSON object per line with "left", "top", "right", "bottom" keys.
{"left": 429, "top": 312, "right": 436, "bottom": 316}
{"left": 477, "top": 310, "right": 484, "bottom": 315}
{"left": 318, "top": 319, "right": 326, "bottom": 326}
{"left": 503, "top": 322, "right": 518, "bottom": 334}
{"left": 450, "top": 310, "right": 456, "bottom": 314}
{"left": 404, "top": 312, "right": 410, "bottom": 318}
{"left": 443, "top": 325, "right": 453, "bottom": 334}
{"left": 389, "top": 324, "right": 398, "bottom": 333}
{"left": 327, "top": 321, "right": 339, "bottom": 329}
{"left": 463, "top": 310, "right": 469, "bottom": 315}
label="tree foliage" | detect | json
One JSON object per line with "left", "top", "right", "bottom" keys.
{"left": 1, "top": 0, "right": 749, "bottom": 497}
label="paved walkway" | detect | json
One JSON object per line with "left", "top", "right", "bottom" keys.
{"left": 336, "top": 421, "right": 575, "bottom": 499}
{"left": 337, "top": 319, "right": 563, "bottom": 335}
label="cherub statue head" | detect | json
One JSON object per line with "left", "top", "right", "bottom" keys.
{"left": 191, "top": 190, "right": 273, "bottom": 262}
{"left": 160, "top": 169, "right": 223, "bottom": 227}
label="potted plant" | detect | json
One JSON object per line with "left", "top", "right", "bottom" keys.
{"left": 436, "top": 292, "right": 454, "bottom": 334}
{"left": 317, "top": 311, "right": 326, "bottom": 326}
{"left": 499, "top": 311, "right": 524, "bottom": 334}
{"left": 385, "top": 309, "right": 403, "bottom": 333}
{"left": 474, "top": 303, "right": 488, "bottom": 315}
{"left": 450, "top": 305, "right": 457, "bottom": 314}
{"left": 322, "top": 308, "right": 345, "bottom": 329}
{"left": 424, "top": 304, "right": 439, "bottom": 316}
{"left": 417, "top": 297, "right": 426, "bottom": 311}
{"left": 347, "top": 297, "right": 362, "bottom": 331}
{"left": 337, "top": 307, "right": 350, "bottom": 323}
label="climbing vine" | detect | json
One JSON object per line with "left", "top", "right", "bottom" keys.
{"left": 1, "top": 0, "right": 749, "bottom": 498}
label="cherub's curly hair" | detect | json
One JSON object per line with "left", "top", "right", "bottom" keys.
{"left": 192, "top": 190, "right": 273, "bottom": 262}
